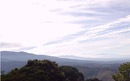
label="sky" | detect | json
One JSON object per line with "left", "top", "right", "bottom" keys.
{"left": 0, "top": 0, "right": 130, "bottom": 59}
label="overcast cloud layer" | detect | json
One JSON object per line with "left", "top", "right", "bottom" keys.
{"left": 1, "top": 0, "right": 130, "bottom": 59}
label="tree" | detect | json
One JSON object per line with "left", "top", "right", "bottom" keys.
{"left": 1, "top": 60, "right": 85, "bottom": 81}
{"left": 86, "top": 78, "right": 102, "bottom": 81}
{"left": 1, "top": 60, "right": 65, "bottom": 81}
{"left": 112, "top": 62, "right": 130, "bottom": 81}
{"left": 60, "top": 66, "right": 84, "bottom": 81}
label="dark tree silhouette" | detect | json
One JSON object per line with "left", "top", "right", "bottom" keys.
{"left": 1, "top": 60, "right": 65, "bottom": 81}
{"left": 60, "top": 66, "right": 84, "bottom": 81}
{"left": 1, "top": 59, "right": 85, "bottom": 81}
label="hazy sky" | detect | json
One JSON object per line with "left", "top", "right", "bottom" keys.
{"left": 1, "top": 0, "right": 130, "bottom": 59}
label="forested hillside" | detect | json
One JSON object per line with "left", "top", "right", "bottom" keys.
{"left": 1, "top": 51, "right": 127, "bottom": 81}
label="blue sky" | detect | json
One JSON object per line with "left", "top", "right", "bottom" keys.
{"left": 0, "top": 0, "right": 130, "bottom": 59}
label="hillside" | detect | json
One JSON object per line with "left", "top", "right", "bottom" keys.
{"left": 1, "top": 51, "right": 122, "bottom": 81}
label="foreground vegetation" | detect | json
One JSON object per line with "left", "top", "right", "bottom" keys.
{"left": 1, "top": 59, "right": 130, "bottom": 81}
{"left": 0, "top": 51, "right": 122, "bottom": 81}
{"left": 1, "top": 60, "right": 101, "bottom": 81}
{"left": 112, "top": 62, "right": 130, "bottom": 81}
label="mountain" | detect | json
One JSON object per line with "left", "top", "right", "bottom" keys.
{"left": 1, "top": 51, "right": 105, "bottom": 73}
{"left": 59, "top": 55, "right": 88, "bottom": 60}
{"left": 1, "top": 51, "right": 105, "bottom": 66}
{"left": 59, "top": 55, "right": 130, "bottom": 62}
{"left": 1, "top": 51, "right": 127, "bottom": 81}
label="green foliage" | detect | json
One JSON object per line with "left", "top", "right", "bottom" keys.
{"left": 86, "top": 78, "right": 102, "bottom": 81}
{"left": 112, "top": 62, "right": 130, "bottom": 81}
{"left": 1, "top": 59, "right": 85, "bottom": 81}
{"left": 60, "top": 66, "right": 84, "bottom": 81}
{"left": 1, "top": 60, "right": 65, "bottom": 81}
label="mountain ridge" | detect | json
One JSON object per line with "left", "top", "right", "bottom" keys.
{"left": 1, "top": 51, "right": 128, "bottom": 81}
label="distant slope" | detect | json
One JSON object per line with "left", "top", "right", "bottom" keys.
{"left": 1, "top": 51, "right": 122, "bottom": 81}
{"left": 2, "top": 51, "right": 120, "bottom": 65}
{"left": 1, "top": 51, "right": 63, "bottom": 62}
{"left": 59, "top": 55, "right": 88, "bottom": 60}
{"left": 1, "top": 51, "right": 104, "bottom": 73}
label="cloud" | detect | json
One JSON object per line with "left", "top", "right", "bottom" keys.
{"left": 26, "top": 15, "right": 130, "bottom": 59}
{"left": 42, "top": 15, "right": 130, "bottom": 46}
{"left": 1, "top": 0, "right": 130, "bottom": 59}
{"left": 1, "top": 42, "right": 22, "bottom": 51}
{"left": 19, "top": 46, "right": 37, "bottom": 50}
{"left": 0, "top": 0, "right": 85, "bottom": 47}
{"left": 59, "top": 0, "right": 130, "bottom": 26}
{"left": 1, "top": 42, "right": 21, "bottom": 48}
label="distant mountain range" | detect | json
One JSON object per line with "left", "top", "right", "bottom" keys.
{"left": 1, "top": 51, "right": 103, "bottom": 65}
{"left": 59, "top": 55, "right": 130, "bottom": 62}
{"left": 1, "top": 51, "right": 130, "bottom": 81}
{"left": 59, "top": 55, "right": 88, "bottom": 60}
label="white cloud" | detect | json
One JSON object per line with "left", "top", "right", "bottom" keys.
{"left": 26, "top": 15, "right": 130, "bottom": 59}
{"left": 0, "top": 0, "right": 84, "bottom": 47}
{"left": 1, "top": 0, "right": 130, "bottom": 59}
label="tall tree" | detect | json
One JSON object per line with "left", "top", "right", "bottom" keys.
{"left": 112, "top": 62, "right": 130, "bottom": 81}
{"left": 60, "top": 66, "right": 84, "bottom": 81}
